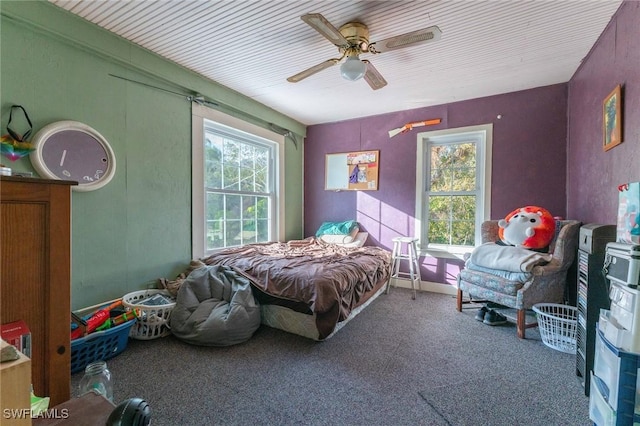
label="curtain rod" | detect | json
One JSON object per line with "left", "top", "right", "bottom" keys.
{"left": 108, "top": 74, "right": 298, "bottom": 149}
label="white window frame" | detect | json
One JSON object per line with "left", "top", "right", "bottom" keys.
{"left": 415, "top": 124, "right": 492, "bottom": 256}
{"left": 192, "top": 104, "right": 285, "bottom": 258}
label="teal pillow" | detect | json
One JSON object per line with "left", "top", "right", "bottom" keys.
{"left": 315, "top": 220, "right": 358, "bottom": 237}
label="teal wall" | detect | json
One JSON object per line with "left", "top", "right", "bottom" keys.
{"left": 0, "top": 1, "right": 305, "bottom": 310}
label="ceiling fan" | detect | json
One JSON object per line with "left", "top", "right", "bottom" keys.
{"left": 287, "top": 13, "right": 442, "bottom": 90}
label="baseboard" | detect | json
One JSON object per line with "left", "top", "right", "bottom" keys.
{"left": 390, "top": 278, "right": 457, "bottom": 296}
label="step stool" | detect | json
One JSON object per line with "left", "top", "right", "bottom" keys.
{"left": 387, "top": 236, "right": 422, "bottom": 300}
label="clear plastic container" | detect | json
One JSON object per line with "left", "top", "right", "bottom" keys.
{"left": 78, "top": 360, "right": 113, "bottom": 402}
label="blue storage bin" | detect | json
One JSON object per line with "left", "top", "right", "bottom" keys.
{"left": 71, "top": 320, "right": 134, "bottom": 374}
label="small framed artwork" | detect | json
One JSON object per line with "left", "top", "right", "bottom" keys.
{"left": 603, "top": 85, "right": 623, "bottom": 151}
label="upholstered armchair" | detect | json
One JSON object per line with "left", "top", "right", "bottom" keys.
{"left": 456, "top": 219, "right": 581, "bottom": 338}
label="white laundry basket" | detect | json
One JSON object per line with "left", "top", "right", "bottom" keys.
{"left": 532, "top": 303, "right": 578, "bottom": 354}
{"left": 123, "top": 289, "right": 176, "bottom": 340}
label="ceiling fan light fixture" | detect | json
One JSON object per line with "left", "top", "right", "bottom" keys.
{"left": 340, "top": 55, "right": 366, "bottom": 81}
{"left": 289, "top": 13, "right": 441, "bottom": 90}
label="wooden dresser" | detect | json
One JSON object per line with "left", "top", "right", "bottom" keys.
{"left": 1, "top": 176, "right": 76, "bottom": 406}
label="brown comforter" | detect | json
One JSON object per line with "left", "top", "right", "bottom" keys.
{"left": 201, "top": 237, "right": 391, "bottom": 339}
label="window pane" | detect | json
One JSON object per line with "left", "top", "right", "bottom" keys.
{"left": 226, "top": 219, "right": 241, "bottom": 245}
{"left": 206, "top": 219, "right": 224, "bottom": 250}
{"left": 451, "top": 220, "right": 475, "bottom": 245}
{"left": 204, "top": 134, "right": 223, "bottom": 189}
{"left": 429, "top": 196, "right": 450, "bottom": 220}
{"left": 430, "top": 146, "right": 450, "bottom": 192}
{"left": 206, "top": 192, "right": 223, "bottom": 220}
{"left": 226, "top": 194, "right": 241, "bottom": 220}
{"left": 240, "top": 144, "right": 254, "bottom": 169}
{"left": 430, "top": 168, "right": 451, "bottom": 192}
{"left": 454, "top": 143, "right": 476, "bottom": 167}
{"left": 255, "top": 148, "right": 268, "bottom": 193}
{"left": 452, "top": 167, "right": 475, "bottom": 191}
{"left": 255, "top": 148, "right": 268, "bottom": 169}
{"left": 451, "top": 196, "right": 476, "bottom": 220}
{"left": 257, "top": 196, "right": 269, "bottom": 219}
{"left": 257, "top": 219, "right": 269, "bottom": 242}
{"left": 242, "top": 196, "right": 257, "bottom": 242}
{"left": 241, "top": 220, "right": 256, "bottom": 244}
{"left": 223, "top": 165, "right": 240, "bottom": 190}
{"left": 255, "top": 167, "right": 267, "bottom": 192}
{"left": 239, "top": 165, "right": 254, "bottom": 192}
{"left": 429, "top": 220, "right": 450, "bottom": 244}
{"left": 224, "top": 140, "right": 240, "bottom": 163}
{"left": 242, "top": 195, "right": 256, "bottom": 214}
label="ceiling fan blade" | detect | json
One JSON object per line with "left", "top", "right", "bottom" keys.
{"left": 369, "top": 25, "right": 442, "bottom": 53}
{"left": 301, "top": 13, "right": 350, "bottom": 47}
{"left": 362, "top": 60, "right": 387, "bottom": 90}
{"left": 287, "top": 59, "right": 339, "bottom": 83}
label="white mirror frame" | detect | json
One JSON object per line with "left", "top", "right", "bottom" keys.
{"left": 30, "top": 121, "right": 116, "bottom": 192}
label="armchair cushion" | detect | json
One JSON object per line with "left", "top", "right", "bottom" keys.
{"left": 459, "top": 268, "right": 524, "bottom": 296}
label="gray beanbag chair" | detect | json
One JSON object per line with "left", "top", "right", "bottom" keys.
{"left": 170, "top": 265, "right": 261, "bottom": 346}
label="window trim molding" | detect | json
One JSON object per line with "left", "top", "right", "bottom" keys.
{"left": 191, "top": 103, "right": 285, "bottom": 258}
{"left": 415, "top": 123, "right": 493, "bottom": 251}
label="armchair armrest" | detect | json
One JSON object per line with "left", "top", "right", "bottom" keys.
{"left": 480, "top": 221, "right": 500, "bottom": 244}
{"left": 531, "top": 259, "right": 564, "bottom": 276}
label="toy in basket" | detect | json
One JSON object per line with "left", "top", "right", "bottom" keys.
{"left": 532, "top": 303, "right": 578, "bottom": 354}
{"left": 123, "top": 290, "right": 176, "bottom": 340}
{"left": 70, "top": 301, "right": 136, "bottom": 374}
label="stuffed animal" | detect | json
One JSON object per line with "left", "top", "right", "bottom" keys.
{"left": 498, "top": 206, "right": 556, "bottom": 251}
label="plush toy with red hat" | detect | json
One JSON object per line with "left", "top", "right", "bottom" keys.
{"left": 498, "top": 206, "right": 556, "bottom": 252}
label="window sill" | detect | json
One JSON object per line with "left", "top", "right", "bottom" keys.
{"left": 419, "top": 245, "right": 473, "bottom": 260}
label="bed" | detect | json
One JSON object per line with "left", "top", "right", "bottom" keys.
{"left": 200, "top": 236, "right": 392, "bottom": 340}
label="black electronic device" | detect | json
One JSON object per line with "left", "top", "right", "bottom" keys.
{"left": 106, "top": 398, "right": 151, "bottom": 426}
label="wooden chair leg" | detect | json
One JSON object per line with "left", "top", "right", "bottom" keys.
{"left": 517, "top": 309, "right": 526, "bottom": 339}
{"left": 456, "top": 289, "right": 463, "bottom": 312}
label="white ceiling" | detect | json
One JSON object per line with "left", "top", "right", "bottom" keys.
{"left": 49, "top": 0, "right": 623, "bottom": 126}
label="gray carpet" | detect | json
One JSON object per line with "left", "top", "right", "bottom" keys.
{"left": 419, "top": 375, "right": 579, "bottom": 426}
{"left": 71, "top": 289, "right": 590, "bottom": 425}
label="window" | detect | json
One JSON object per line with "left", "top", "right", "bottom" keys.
{"left": 192, "top": 105, "right": 284, "bottom": 257}
{"left": 415, "top": 124, "right": 492, "bottom": 252}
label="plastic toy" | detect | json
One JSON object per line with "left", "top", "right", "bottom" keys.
{"left": 388, "top": 118, "right": 441, "bottom": 138}
{"left": 95, "top": 310, "right": 139, "bottom": 332}
{"left": 71, "top": 300, "right": 125, "bottom": 340}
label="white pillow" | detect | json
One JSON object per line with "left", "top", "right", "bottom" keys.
{"left": 320, "top": 226, "right": 360, "bottom": 244}
{"left": 337, "top": 232, "right": 368, "bottom": 248}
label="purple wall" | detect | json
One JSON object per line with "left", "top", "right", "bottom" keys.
{"left": 567, "top": 1, "right": 639, "bottom": 224}
{"left": 304, "top": 84, "right": 568, "bottom": 284}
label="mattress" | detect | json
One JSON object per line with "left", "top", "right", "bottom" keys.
{"left": 201, "top": 237, "right": 391, "bottom": 339}
{"left": 260, "top": 280, "right": 388, "bottom": 340}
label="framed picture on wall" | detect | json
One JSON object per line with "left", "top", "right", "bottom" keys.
{"left": 325, "top": 150, "right": 379, "bottom": 191}
{"left": 603, "top": 85, "right": 623, "bottom": 151}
